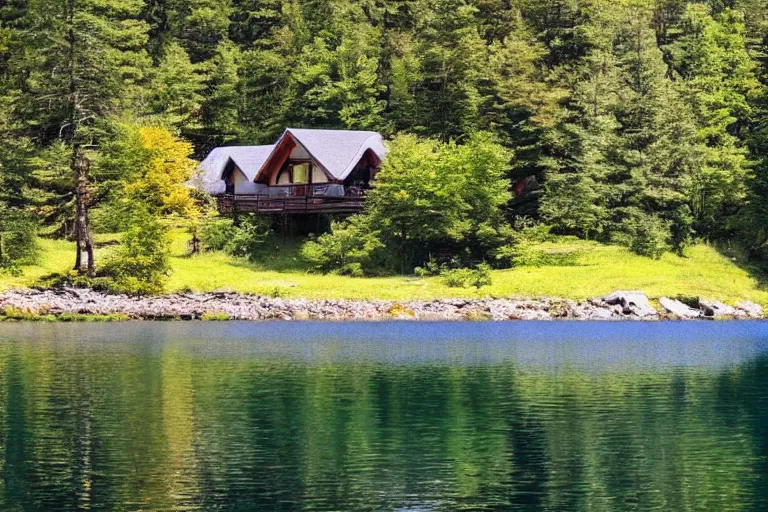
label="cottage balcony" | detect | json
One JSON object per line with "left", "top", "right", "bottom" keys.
{"left": 216, "top": 184, "right": 367, "bottom": 215}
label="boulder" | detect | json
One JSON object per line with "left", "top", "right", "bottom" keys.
{"left": 602, "top": 291, "right": 657, "bottom": 318}
{"left": 586, "top": 307, "right": 616, "bottom": 320}
{"left": 736, "top": 301, "right": 764, "bottom": 319}
{"left": 659, "top": 297, "right": 701, "bottom": 319}
{"left": 699, "top": 300, "right": 736, "bottom": 318}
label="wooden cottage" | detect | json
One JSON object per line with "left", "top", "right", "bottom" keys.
{"left": 196, "top": 128, "right": 387, "bottom": 215}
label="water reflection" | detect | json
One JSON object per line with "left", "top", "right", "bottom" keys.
{"left": 0, "top": 322, "right": 767, "bottom": 511}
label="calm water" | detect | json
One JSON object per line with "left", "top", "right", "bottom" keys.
{"left": 1, "top": 322, "right": 768, "bottom": 511}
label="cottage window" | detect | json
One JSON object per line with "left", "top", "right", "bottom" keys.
{"left": 292, "top": 162, "right": 310, "bottom": 184}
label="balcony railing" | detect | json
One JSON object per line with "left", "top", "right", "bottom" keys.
{"left": 216, "top": 186, "right": 366, "bottom": 215}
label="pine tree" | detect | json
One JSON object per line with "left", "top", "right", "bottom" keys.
{"left": 738, "top": 0, "right": 768, "bottom": 263}
{"left": 612, "top": 1, "right": 700, "bottom": 254}
{"left": 19, "top": 0, "right": 150, "bottom": 275}
{"left": 540, "top": 47, "right": 621, "bottom": 240}
{"left": 541, "top": 0, "right": 702, "bottom": 255}
{"left": 200, "top": 41, "right": 242, "bottom": 141}
{"left": 666, "top": 5, "right": 759, "bottom": 238}
{"left": 146, "top": 42, "right": 205, "bottom": 128}
{"left": 485, "top": 12, "right": 566, "bottom": 184}
{"left": 411, "top": 0, "right": 487, "bottom": 138}
{"left": 229, "top": 0, "right": 283, "bottom": 47}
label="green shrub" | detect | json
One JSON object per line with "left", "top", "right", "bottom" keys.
{"left": 414, "top": 258, "right": 443, "bottom": 277}
{"left": 613, "top": 214, "right": 671, "bottom": 259}
{"left": 442, "top": 263, "right": 492, "bottom": 289}
{"left": 493, "top": 220, "right": 580, "bottom": 267}
{"left": 201, "top": 311, "right": 231, "bottom": 321}
{"left": 101, "top": 209, "right": 170, "bottom": 295}
{"left": 301, "top": 217, "right": 383, "bottom": 275}
{"left": 226, "top": 216, "right": 275, "bottom": 260}
{"left": 201, "top": 217, "right": 240, "bottom": 252}
{"left": 0, "top": 208, "right": 38, "bottom": 274}
{"left": 200, "top": 215, "right": 275, "bottom": 260}
{"left": 496, "top": 244, "right": 580, "bottom": 267}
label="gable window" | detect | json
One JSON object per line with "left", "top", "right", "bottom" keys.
{"left": 276, "top": 161, "right": 316, "bottom": 185}
{"left": 292, "top": 162, "right": 309, "bottom": 184}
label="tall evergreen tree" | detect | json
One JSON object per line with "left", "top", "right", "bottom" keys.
{"left": 410, "top": 0, "right": 487, "bottom": 138}
{"left": 542, "top": 0, "right": 702, "bottom": 255}
{"left": 18, "top": 0, "right": 150, "bottom": 275}
{"left": 666, "top": 5, "right": 759, "bottom": 238}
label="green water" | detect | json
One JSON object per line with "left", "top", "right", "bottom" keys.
{"left": 1, "top": 321, "right": 767, "bottom": 511}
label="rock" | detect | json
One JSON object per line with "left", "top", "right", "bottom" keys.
{"left": 0, "top": 287, "right": 760, "bottom": 322}
{"left": 736, "top": 301, "right": 764, "bottom": 319}
{"left": 659, "top": 297, "right": 701, "bottom": 319}
{"left": 699, "top": 300, "right": 736, "bottom": 318}
{"left": 587, "top": 307, "right": 616, "bottom": 320}
{"left": 602, "top": 291, "right": 657, "bottom": 318}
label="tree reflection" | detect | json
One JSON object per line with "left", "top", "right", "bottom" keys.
{"left": 0, "top": 336, "right": 765, "bottom": 511}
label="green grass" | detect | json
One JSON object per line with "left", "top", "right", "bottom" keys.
{"left": 0, "top": 305, "right": 131, "bottom": 322}
{"left": 2, "top": 231, "right": 767, "bottom": 307}
{"left": 200, "top": 311, "right": 232, "bottom": 321}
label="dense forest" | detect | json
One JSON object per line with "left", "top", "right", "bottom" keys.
{"left": 1, "top": 0, "right": 768, "bottom": 288}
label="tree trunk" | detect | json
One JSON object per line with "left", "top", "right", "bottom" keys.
{"left": 73, "top": 145, "right": 95, "bottom": 277}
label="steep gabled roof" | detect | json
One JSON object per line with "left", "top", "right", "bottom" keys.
{"left": 255, "top": 128, "right": 387, "bottom": 182}
{"left": 196, "top": 129, "right": 387, "bottom": 193}
{"left": 197, "top": 145, "right": 274, "bottom": 193}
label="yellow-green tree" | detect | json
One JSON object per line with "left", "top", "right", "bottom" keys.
{"left": 124, "top": 126, "right": 199, "bottom": 217}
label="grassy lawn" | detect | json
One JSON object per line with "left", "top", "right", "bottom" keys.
{"left": 2, "top": 231, "right": 766, "bottom": 306}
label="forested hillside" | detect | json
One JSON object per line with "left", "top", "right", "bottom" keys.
{"left": 1, "top": 0, "right": 768, "bottom": 288}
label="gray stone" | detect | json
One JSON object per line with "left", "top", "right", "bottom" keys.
{"left": 588, "top": 307, "right": 616, "bottom": 320}
{"left": 602, "top": 291, "right": 657, "bottom": 318}
{"left": 699, "top": 300, "right": 736, "bottom": 317}
{"left": 736, "top": 301, "right": 764, "bottom": 319}
{"left": 0, "top": 288, "right": 760, "bottom": 322}
{"left": 659, "top": 297, "right": 701, "bottom": 319}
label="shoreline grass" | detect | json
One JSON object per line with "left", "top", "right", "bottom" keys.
{"left": 1, "top": 231, "right": 766, "bottom": 307}
{"left": 0, "top": 306, "right": 131, "bottom": 323}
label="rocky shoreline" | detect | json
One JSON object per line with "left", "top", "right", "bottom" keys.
{"left": 0, "top": 288, "right": 764, "bottom": 321}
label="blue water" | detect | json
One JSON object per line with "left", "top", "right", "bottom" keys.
{"left": 0, "top": 321, "right": 767, "bottom": 511}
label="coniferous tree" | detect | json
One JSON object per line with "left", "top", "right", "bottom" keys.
{"left": 411, "top": 0, "right": 487, "bottom": 138}
{"left": 666, "top": 5, "right": 759, "bottom": 238}
{"left": 485, "top": 11, "right": 566, "bottom": 185}
{"left": 146, "top": 42, "right": 205, "bottom": 128}
{"left": 18, "top": 0, "right": 150, "bottom": 275}
{"left": 542, "top": 1, "right": 702, "bottom": 255}
{"left": 540, "top": 45, "right": 621, "bottom": 240}
{"left": 613, "top": 2, "right": 700, "bottom": 255}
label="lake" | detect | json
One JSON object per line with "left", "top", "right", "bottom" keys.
{"left": 1, "top": 321, "right": 768, "bottom": 511}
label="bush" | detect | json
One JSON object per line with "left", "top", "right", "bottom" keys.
{"left": 414, "top": 258, "right": 444, "bottom": 277}
{"left": 101, "top": 209, "right": 171, "bottom": 295}
{"left": 0, "top": 208, "right": 38, "bottom": 274}
{"left": 226, "top": 216, "right": 274, "bottom": 260}
{"left": 493, "top": 220, "right": 580, "bottom": 268}
{"left": 495, "top": 244, "right": 580, "bottom": 268}
{"left": 613, "top": 214, "right": 670, "bottom": 259}
{"left": 301, "top": 217, "right": 383, "bottom": 276}
{"left": 201, "top": 215, "right": 274, "bottom": 261}
{"left": 201, "top": 217, "right": 239, "bottom": 252}
{"left": 201, "top": 311, "right": 231, "bottom": 321}
{"left": 442, "top": 263, "right": 492, "bottom": 289}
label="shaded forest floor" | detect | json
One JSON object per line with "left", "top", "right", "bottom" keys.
{"left": 1, "top": 230, "right": 766, "bottom": 307}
